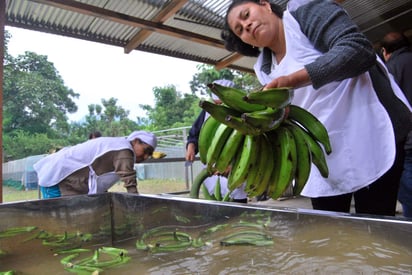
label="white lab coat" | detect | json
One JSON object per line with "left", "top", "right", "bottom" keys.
{"left": 33, "top": 137, "right": 135, "bottom": 194}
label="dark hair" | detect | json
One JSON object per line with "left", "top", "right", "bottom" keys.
{"left": 88, "top": 131, "right": 102, "bottom": 139}
{"left": 381, "top": 32, "right": 410, "bottom": 54}
{"left": 221, "top": 0, "right": 283, "bottom": 57}
{"left": 137, "top": 138, "right": 154, "bottom": 156}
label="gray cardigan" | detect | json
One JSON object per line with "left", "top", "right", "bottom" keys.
{"left": 260, "top": 0, "right": 376, "bottom": 89}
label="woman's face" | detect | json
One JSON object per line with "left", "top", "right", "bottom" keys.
{"left": 133, "top": 140, "right": 153, "bottom": 163}
{"left": 227, "top": 1, "right": 276, "bottom": 48}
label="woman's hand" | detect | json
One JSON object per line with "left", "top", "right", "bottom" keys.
{"left": 185, "top": 143, "right": 196, "bottom": 162}
{"left": 264, "top": 68, "right": 311, "bottom": 90}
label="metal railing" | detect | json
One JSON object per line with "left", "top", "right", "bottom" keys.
{"left": 148, "top": 126, "right": 200, "bottom": 190}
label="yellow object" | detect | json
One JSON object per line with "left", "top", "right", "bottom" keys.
{"left": 152, "top": 151, "right": 167, "bottom": 159}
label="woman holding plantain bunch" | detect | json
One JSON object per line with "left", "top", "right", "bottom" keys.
{"left": 221, "top": 0, "right": 412, "bottom": 216}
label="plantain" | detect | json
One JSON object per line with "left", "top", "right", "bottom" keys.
{"left": 243, "top": 87, "right": 293, "bottom": 109}
{"left": 242, "top": 106, "right": 283, "bottom": 120}
{"left": 199, "top": 99, "right": 242, "bottom": 125}
{"left": 225, "top": 115, "right": 261, "bottom": 136}
{"left": 214, "top": 176, "right": 223, "bottom": 201}
{"left": 241, "top": 107, "right": 286, "bottom": 132}
{"left": 244, "top": 135, "right": 263, "bottom": 196}
{"left": 246, "top": 133, "right": 274, "bottom": 197}
{"left": 207, "top": 82, "right": 266, "bottom": 113}
{"left": 206, "top": 123, "right": 234, "bottom": 173}
{"left": 287, "top": 105, "right": 332, "bottom": 155}
{"left": 198, "top": 116, "right": 220, "bottom": 164}
{"left": 294, "top": 121, "right": 329, "bottom": 178}
{"left": 214, "top": 129, "right": 245, "bottom": 173}
{"left": 222, "top": 191, "right": 231, "bottom": 202}
{"left": 266, "top": 126, "right": 297, "bottom": 200}
{"left": 285, "top": 122, "right": 312, "bottom": 196}
{"left": 201, "top": 182, "right": 216, "bottom": 200}
{"left": 228, "top": 135, "right": 259, "bottom": 191}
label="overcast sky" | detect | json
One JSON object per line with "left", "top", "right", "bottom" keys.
{"left": 6, "top": 26, "right": 201, "bottom": 122}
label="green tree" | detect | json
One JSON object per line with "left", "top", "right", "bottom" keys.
{"left": 189, "top": 64, "right": 261, "bottom": 96}
{"left": 83, "top": 103, "right": 103, "bottom": 137}
{"left": 2, "top": 30, "right": 80, "bottom": 159}
{"left": 2, "top": 130, "right": 69, "bottom": 160}
{"left": 140, "top": 85, "right": 198, "bottom": 129}
{"left": 189, "top": 64, "right": 235, "bottom": 96}
{"left": 83, "top": 98, "right": 139, "bottom": 137}
{"left": 3, "top": 51, "right": 79, "bottom": 136}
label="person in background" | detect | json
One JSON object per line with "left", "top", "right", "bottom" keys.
{"left": 186, "top": 79, "right": 248, "bottom": 203}
{"left": 89, "top": 130, "right": 102, "bottom": 139}
{"left": 221, "top": 0, "right": 412, "bottom": 216}
{"left": 381, "top": 31, "right": 412, "bottom": 218}
{"left": 34, "top": 131, "right": 157, "bottom": 198}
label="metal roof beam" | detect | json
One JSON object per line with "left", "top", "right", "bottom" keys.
{"left": 215, "top": 52, "right": 244, "bottom": 70}
{"left": 124, "top": 0, "right": 190, "bottom": 54}
{"left": 29, "top": 0, "right": 225, "bottom": 49}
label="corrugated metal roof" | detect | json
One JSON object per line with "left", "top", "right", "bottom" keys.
{"left": 5, "top": 0, "right": 412, "bottom": 73}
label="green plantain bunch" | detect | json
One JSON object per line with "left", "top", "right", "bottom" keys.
{"left": 193, "top": 82, "right": 332, "bottom": 200}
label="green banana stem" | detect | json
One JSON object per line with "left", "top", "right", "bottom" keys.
{"left": 60, "top": 253, "right": 80, "bottom": 266}
{"left": 220, "top": 238, "right": 274, "bottom": 246}
{"left": 0, "top": 226, "right": 37, "bottom": 238}
{"left": 232, "top": 220, "right": 266, "bottom": 229}
{"left": 23, "top": 230, "right": 50, "bottom": 242}
{"left": 150, "top": 240, "right": 192, "bottom": 253}
{"left": 190, "top": 168, "right": 211, "bottom": 198}
{"left": 220, "top": 230, "right": 273, "bottom": 246}
{"left": 203, "top": 223, "right": 229, "bottom": 234}
{"left": 222, "top": 230, "right": 272, "bottom": 240}
{"left": 98, "top": 246, "right": 128, "bottom": 257}
{"left": 175, "top": 231, "right": 192, "bottom": 242}
{"left": 191, "top": 237, "right": 205, "bottom": 248}
{"left": 175, "top": 215, "right": 191, "bottom": 224}
{"left": 56, "top": 248, "right": 91, "bottom": 255}
{"left": 137, "top": 228, "right": 195, "bottom": 254}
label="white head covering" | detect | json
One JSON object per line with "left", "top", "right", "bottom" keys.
{"left": 211, "top": 79, "right": 235, "bottom": 101}
{"left": 127, "top": 131, "right": 157, "bottom": 149}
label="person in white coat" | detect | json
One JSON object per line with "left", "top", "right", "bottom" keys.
{"left": 221, "top": 0, "right": 412, "bottom": 215}
{"left": 34, "top": 131, "right": 157, "bottom": 198}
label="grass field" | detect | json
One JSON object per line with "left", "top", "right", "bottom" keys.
{"left": 2, "top": 179, "right": 188, "bottom": 203}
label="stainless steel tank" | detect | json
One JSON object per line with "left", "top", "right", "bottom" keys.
{"left": 1, "top": 193, "right": 411, "bottom": 274}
